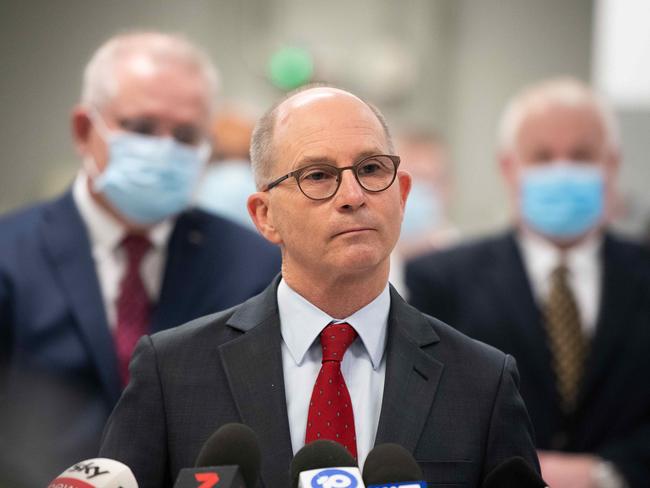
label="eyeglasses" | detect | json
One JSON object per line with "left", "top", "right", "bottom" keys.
{"left": 264, "top": 154, "right": 401, "bottom": 200}
{"left": 116, "top": 116, "right": 205, "bottom": 146}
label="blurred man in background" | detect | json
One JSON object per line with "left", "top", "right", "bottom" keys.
{"left": 195, "top": 105, "right": 258, "bottom": 229}
{"left": 389, "top": 129, "right": 459, "bottom": 295}
{"left": 0, "top": 31, "right": 280, "bottom": 485}
{"left": 407, "top": 77, "right": 650, "bottom": 487}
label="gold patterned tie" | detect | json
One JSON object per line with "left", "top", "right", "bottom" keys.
{"left": 544, "top": 264, "right": 588, "bottom": 413}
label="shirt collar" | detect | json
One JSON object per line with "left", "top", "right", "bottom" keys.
{"left": 518, "top": 229, "right": 602, "bottom": 279}
{"left": 277, "top": 279, "right": 390, "bottom": 370}
{"left": 72, "top": 171, "right": 174, "bottom": 252}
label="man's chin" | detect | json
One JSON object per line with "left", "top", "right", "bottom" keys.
{"left": 335, "top": 247, "right": 389, "bottom": 273}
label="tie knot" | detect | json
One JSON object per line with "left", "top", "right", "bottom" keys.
{"left": 551, "top": 264, "right": 569, "bottom": 282}
{"left": 121, "top": 234, "right": 152, "bottom": 265}
{"left": 320, "top": 322, "right": 357, "bottom": 363}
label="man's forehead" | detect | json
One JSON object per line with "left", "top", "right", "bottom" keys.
{"left": 107, "top": 55, "right": 211, "bottom": 117}
{"left": 269, "top": 87, "right": 390, "bottom": 165}
{"left": 282, "top": 87, "right": 363, "bottom": 109}
{"left": 518, "top": 103, "right": 605, "bottom": 141}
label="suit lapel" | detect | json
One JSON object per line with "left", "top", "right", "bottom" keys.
{"left": 40, "top": 191, "right": 121, "bottom": 405}
{"left": 374, "top": 288, "right": 443, "bottom": 452}
{"left": 488, "top": 232, "right": 556, "bottom": 398}
{"left": 579, "top": 235, "right": 640, "bottom": 405}
{"left": 152, "top": 210, "right": 211, "bottom": 332}
{"left": 219, "top": 280, "right": 294, "bottom": 488}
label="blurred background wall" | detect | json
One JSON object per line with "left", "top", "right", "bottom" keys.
{"left": 1, "top": 0, "right": 648, "bottom": 238}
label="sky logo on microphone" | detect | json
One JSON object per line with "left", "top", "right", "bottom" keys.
{"left": 312, "top": 468, "right": 359, "bottom": 488}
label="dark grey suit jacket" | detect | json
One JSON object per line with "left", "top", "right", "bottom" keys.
{"left": 100, "top": 277, "right": 539, "bottom": 487}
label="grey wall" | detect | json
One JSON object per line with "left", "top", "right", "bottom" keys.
{"left": 0, "top": 0, "right": 647, "bottom": 238}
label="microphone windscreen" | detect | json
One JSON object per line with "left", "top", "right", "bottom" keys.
{"left": 195, "top": 423, "right": 261, "bottom": 488}
{"left": 362, "top": 443, "right": 423, "bottom": 485}
{"left": 47, "top": 458, "right": 138, "bottom": 488}
{"left": 290, "top": 439, "right": 357, "bottom": 488}
{"left": 483, "top": 457, "right": 546, "bottom": 488}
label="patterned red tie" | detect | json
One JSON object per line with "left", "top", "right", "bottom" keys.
{"left": 115, "top": 234, "right": 152, "bottom": 387}
{"left": 305, "top": 322, "right": 359, "bottom": 459}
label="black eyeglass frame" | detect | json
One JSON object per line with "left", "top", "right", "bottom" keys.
{"left": 263, "top": 154, "right": 401, "bottom": 201}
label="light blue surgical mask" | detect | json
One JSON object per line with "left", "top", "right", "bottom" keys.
{"left": 521, "top": 162, "right": 604, "bottom": 239}
{"left": 195, "top": 160, "right": 257, "bottom": 229}
{"left": 401, "top": 182, "right": 443, "bottom": 238}
{"left": 87, "top": 112, "right": 209, "bottom": 225}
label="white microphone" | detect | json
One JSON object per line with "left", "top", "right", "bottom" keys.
{"left": 47, "top": 458, "right": 138, "bottom": 488}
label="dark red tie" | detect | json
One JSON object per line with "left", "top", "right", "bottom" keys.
{"left": 115, "top": 234, "right": 152, "bottom": 387}
{"left": 305, "top": 322, "right": 358, "bottom": 458}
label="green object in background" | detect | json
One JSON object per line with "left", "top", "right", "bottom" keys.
{"left": 268, "top": 46, "right": 313, "bottom": 90}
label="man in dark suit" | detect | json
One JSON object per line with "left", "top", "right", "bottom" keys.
{"left": 407, "top": 77, "right": 650, "bottom": 487}
{"left": 0, "top": 32, "right": 280, "bottom": 486}
{"left": 101, "top": 86, "right": 539, "bottom": 487}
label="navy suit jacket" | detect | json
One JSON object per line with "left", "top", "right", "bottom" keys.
{"left": 406, "top": 230, "right": 650, "bottom": 487}
{"left": 100, "top": 277, "right": 539, "bottom": 488}
{"left": 0, "top": 190, "right": 281, "bottom": 485}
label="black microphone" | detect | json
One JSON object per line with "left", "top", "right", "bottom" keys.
{"left": 362, "top": 443, "right": 426, "bottom": 488}
{"left": 482, "top": 457, "right": 547, "bottom": 488}
{"left": 173, "top": 423, "right": 261, "bottom": 488}
{"left": 290, "top": 439, "right": 363, "bottom": 488}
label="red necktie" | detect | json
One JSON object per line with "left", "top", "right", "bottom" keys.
{"left": 305, "top": 322, "right": 358, "bottom": 458}
{"left": 115, "top": 234, "right": 152, "bottom": 387}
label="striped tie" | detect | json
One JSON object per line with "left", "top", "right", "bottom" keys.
{"left": 544, "top": 264, "right": 588, "bottom": 413}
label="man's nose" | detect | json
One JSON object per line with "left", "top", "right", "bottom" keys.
{"left": 334, "top": 168, "right": 366, "bottom": 208}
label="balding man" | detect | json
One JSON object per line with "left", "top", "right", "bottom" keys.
{"left": 0, "top": 32, "right": 280, "bottom": 484}
{"left": 101, "top": 86, "right": 538, "bottom": 487}
{"left": 407, "top": 78, "right": 650, "bottom": 487}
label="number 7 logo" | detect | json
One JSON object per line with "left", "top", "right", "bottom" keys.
{"left": 195, "top": 472, "right": 220, "bottom": 488}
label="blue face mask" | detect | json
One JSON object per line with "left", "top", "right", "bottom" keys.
{"left": 195, "top": 160, "right": 257, "bottom": 229}
{"left": 88, "top": 118, "right": 209, "bottom": 226}
{"left": 401, "top": 181, "right": 443, "bottom": 238}
{"left": 521, "top": 162, "right": 604, "bottom": 239}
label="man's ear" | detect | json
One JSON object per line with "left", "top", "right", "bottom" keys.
{"left": 499, "top": 151, "right": 515, "bottom": 184}
{"left": 71, "top": 105, "right": 93, "bottom": 156}
{"left": 248, "top": 192, "right": 282, "bottom": 245}
{"left": 604, "top": 147, "right": 622, "bottom": 220}
{"left": 397, "top": 170, "right": 412, "bottom": 214}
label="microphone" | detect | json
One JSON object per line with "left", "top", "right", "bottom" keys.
{"left": 482, "top": 457, "right": 547, "bottom": 488}
{"left": 173, "top": 423, "right": 261, "bottom": 488}
{"left": 362, "top": 443, "right": 426, "bottom": 488}
{"left": 47, "top": 458, "right": 138, "bottom": 488}
{"left": 290, "top": 439, "right": 364, "bottom": 488}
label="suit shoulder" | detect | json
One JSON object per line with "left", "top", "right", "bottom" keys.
{"left": 605, "top": 232, "right": 650, "bottom": 262}
{"left": 182, "top": 208, "right": 279, "bottom": 255}
{"left": 406, "top": 231, "right": 511, "bottom": 276}
{"left": 146, "top": 302, "right": 248, "bottom": 360}
{"left": 0, "top": 200, "right": 51, "bottom": 243}
{"left": 0, "top": 198, "right": 62, "bottom": 267}
{"left": 426, "top": 312, "right": 509, "bottom": 369}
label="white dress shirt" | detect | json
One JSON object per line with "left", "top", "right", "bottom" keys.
{"left": 517, "top": 230, "right": 603, "bottom": 336}
{"left": 278, "top": 279, "right": 389, "bottom": 467}
{"left": 72, "top": 172, "right": 173, "bottom": 330}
